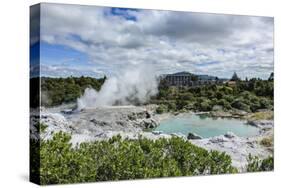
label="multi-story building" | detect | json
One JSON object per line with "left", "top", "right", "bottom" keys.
{"left": 162, "top": 71, "right": 223, "bottom": 87}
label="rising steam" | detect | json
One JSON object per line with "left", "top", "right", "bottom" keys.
{"left": 77, "top": 64, "right": 159, "bottom": 110}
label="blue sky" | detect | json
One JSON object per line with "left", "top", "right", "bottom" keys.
{"left": 31, "top": 3, "right": 274, "bottom": 79}
{"left": 109, "top": 8, "right": 138, "bottom": 21}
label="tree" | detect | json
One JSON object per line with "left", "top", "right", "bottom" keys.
{"left": 268, "top": 72, "right": 274, "bottom": 81}
{"left": 230, "top": 72, "right": 240, "bottom": 81}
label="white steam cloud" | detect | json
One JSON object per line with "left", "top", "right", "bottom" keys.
{"left": 77, "top": 64, "right": 158, "bottom": 109}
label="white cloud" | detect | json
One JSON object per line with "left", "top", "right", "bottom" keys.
{"left": 39, "top": 3, "right": 274, "bottom": 79}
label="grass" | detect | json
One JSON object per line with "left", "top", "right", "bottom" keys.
{"left": 260, "top": 136, "right": 273, "bottom": 148}
{"left": 246, "top": 111, "right": 274, "bottom": 121}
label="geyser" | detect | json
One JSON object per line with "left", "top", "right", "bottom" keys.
{"left": 77, "top": 65, "right": 158, "bottom": 110}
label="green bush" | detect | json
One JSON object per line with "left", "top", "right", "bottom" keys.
{"left": 40, "top": 76, "right": 106, "bottom": 106}
{"left": 176, "top": 99, "right": 190, "bottom": 111}
{"left": 231, "top": 99, "right": 251, "bottom": 112}
{"left": 166, "top": 101, "right": 177, "bottom": 111}
{"left": 217, "top": 99, "right": 232, "bottom": 110}
{"left": 155, "top": 79, "right": 273, "bottom": 113}
{"left": 31, "top": 132, "right": 238, "bottom": 185}
{"left": 39, "top": 132, "right": 97, "bottom": 184}
{"left": 223, "top": 95, "right": 235, "bottom": 103}
{"left": 259, "top": 97, "right": 271, "bottom": 109}
{"left": 178, "top": 92, "right": 194, "bottom": 100}
{"left": 247, "top": 154, "right": 274, "bottom": 172}
{"left": 156, "top": 104, "right": 168, "bottom": 114}
{"left": 195, "top": 98, "right": 212, "bottom": 111}
{"left": 260, "top": 137, "right": 273, "bottom": 147}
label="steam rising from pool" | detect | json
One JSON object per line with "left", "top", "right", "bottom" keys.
{"left": 77, "top": 64, "right": 158, "bottom": 110}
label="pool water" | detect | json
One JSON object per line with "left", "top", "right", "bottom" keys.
{"left": 154, "top": 113, "right": 259, "bottom": 138}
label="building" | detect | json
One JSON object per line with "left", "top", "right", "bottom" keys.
{"left": 161, "top": 71, "right": 223, "bottom": 87}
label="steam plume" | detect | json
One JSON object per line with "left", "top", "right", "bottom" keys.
{"left": 77, "top": 64, "right": 158, "bottom": 109}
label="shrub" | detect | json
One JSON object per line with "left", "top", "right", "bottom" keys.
{"left": 231, "top": 99, "right": 251, "bottom": 112}
{"left": 32, "top": 132, "right": 238, "bottom": 185}
{"left": 196, "top": 99, "right": 212, "bottom": 111}
{"left": 178, "top": 92, "right": 194, "bottom": 100}
{"left": 39, "top": 132, "right": 97, "bottom": 184}
{"left": 219, "top": 86, "right": 233, "bottom": 95}
{"left": 248, "top": 111, "right": 274, "bottom": 121}
{"left": 223, "top": 95, "right": 235, "bottom": 103}
{"left": 34, "top": 123, "right": 48, "bottom": 133}
{"left": 155, "top": 104, "right": 168, "bottom": 114}
{"left": 260, "top": 137, "right": 273, "bottom": 147}
{"left": 176, "top": 100, "right": 190, "bottom": 110}
{"left": 217, "top": 99, "right": 232, "bottom": 110}
{"left": 166, "top": 101, "right": 177, "bottom": 111}
{"left": 241, "top": 91, "right": 253, "bottom": 100}
{"left": 259, "top": 97, "right": 271, "bottom": 109}
{"left": 247, "top": 154, "right": 274, "bottom": 172}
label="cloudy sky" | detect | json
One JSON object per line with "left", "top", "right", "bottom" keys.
{"left": 32, "top": 3, "right": 274, "bottom": 79}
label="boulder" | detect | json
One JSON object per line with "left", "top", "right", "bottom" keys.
{"left": 140, "top": 118, "right": 159, "bottom": 129}
{"left": 224, "top": 132, "right": 237, "bottom": 139}
{"left": 152, "top": 131, "right": 163, "bottom": 135}
{"left": 187, "top": 132, "right": 202, "bottom": 140}
{"left": 248, "top": 120, "right": 274, "bottom": 129}
{"left": 171, "top": 133, "right": 186, "bottom": 138}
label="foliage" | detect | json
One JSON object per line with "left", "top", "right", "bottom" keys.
{"left": 231, "top": 98, "right": 251, "bottom": 112}
{"left": 40, "top": 76, "right": 106, "bottom": 106}
{"left": 247, "top": 111, "right": 274, "bottom": 121}
{"left": 260, "top": 137, "right": 273, "bottom": 148}
{"left": 230, "top": 72, "right": 240, "bottom": 81}
{"left": 195, "top": 98, "right": 212, "bottom": 111}
{"left": 33, "top": 123, "right": 48, "bottom": 133}
{"left": 155, "top": 104, "right": 168, "bottom": 114}
{"left": 268, "top": 72, "right": 274, "bottom": 81}
{"left": 34, "top": 75, "right": 273, "bottom": 113}
{"left": 31, "top": 132, "right": 238, "bottom": 185}
{"left": 217, "top": 99, "right": 232, "bottom": 110}
{"left": 154, "top": 79, "right": 273, "bottom": 113}
{"left": 247, "top": 154, "right": 274, "bottom": 172}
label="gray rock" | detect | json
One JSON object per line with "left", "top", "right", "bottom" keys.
{"left": 61, "top": 109, "right": 73, "bottom": 115}
{"left": 190, "top": 132, "right": 273, "bottom": 172}
{"left": 187, "top": 132, "right": 202, "bottom": 140}
{"left": 224, "top": 132, "right": 237, "bottom": 139}
{"left": 171, "top": 133, "right": 186, "bottom": 138}
{"left": 209, "top": 135, "right": 228, "bottom": 143}
{"left": 247, "top": 120, "right": 274, "bottom": 129}
{"left": 152, "top": 131, "right": 163, "bottom": 135}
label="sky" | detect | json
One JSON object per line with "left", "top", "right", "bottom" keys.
{"left": 31, "top": 3, "right": 274, "bottom": 79}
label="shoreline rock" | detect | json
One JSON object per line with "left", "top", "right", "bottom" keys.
{"left": 190, "top": 132, "right": 272, "bottom": 172}
{"left": 187, "top": 132, "right": 202, "bottom": 140}
{"left": 247, "top": 120, "right": 274, "bottom": 129}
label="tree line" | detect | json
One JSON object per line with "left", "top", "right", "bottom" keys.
{"left": 153, "top": 74, "right": 273, "bottom": 113}
{"left": 30, "top": 76, "right": 106, "bottom": 107}
{"left": 31, "top": 72, "right": 273, "bottom": 112}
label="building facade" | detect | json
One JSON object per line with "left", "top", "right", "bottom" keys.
{"left": 162, "top": 71, "right": 223, "bottom": 87}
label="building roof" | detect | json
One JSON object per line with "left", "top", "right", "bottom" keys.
{"left": 161, "top": 71, "right": 223, "bottom": 81}
{"left": 165, "top": 71, "right": 193, "bottom": 77}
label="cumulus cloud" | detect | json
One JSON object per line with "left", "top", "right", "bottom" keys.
{"left": 39, "top": 3, "right": 274, "bottom": 79}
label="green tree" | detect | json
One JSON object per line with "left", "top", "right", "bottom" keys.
{"left": 230, "top": 72, "right": 240, "bottom": 81}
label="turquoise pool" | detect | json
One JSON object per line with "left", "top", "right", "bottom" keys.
{"left": 154, "top": 113, "right": 259, "bottom": 138}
